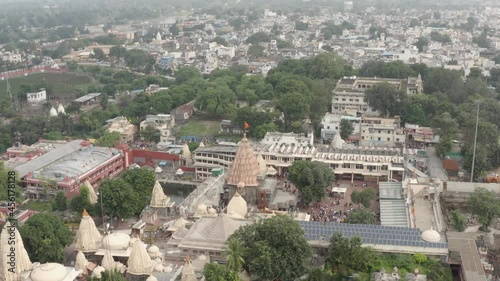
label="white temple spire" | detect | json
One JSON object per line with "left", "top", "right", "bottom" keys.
{"left": 75, "top": 209, "right": 103, "bottom": 253}
{"left": 0, "top": 222, "right": 32, "bottom": 281}
{"left": 85, "top": 180, "right": 98, "bottom": 205}
{"left": 150, "top": 181, "right": 170, "bottom": 208}
{"left": 127, "top": 239, "right": 152, "bottom": 275}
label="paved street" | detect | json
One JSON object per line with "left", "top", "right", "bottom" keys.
{"left": 426, "top": 147, "right": 449, "bottom": 181}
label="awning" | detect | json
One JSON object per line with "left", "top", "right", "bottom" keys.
{"left": 331, "top": 187, "right": 347, "bottom": 193}
{"left": 176, "top": 168, "right": 184, "bottom": 175}
{"left": 159, "top": 161, "right": 168, "bottom": 166}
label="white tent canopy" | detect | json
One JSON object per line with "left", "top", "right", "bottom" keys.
{"left": 266, "top": 166, "right": 277, "bottom": 176}
{"left": 155, "top": 167, "right": 162, "bottom": 173}
{"left": 176, "top": 168, "right": 184, "bottom": 175}
{"left": 331, "top": 187, "right": 347, "bottom": 193}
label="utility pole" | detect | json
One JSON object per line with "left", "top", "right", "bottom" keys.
{"left": 470, "top": 101, "right": 480, "bottom": 183}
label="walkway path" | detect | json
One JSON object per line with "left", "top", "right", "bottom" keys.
{"left": 426, "top": 147, "right": 449, "bottom": 181}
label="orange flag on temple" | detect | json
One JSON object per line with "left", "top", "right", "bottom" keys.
{"left": 244, "top": 122, "right": 250, "bottom": 129}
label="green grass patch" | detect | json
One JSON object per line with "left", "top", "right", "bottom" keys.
{"left": 177, "top": 118, "right": 220, "bottom": 137}
{"left": 22, "top": 200, "right": 53, "bottom": 212}
{"left": 0, "top": 73, "right": 94, "bottom": 98}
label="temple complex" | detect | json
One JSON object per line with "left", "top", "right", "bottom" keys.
{"left": 84, "top": 180, "right": 98, "bottom": 205}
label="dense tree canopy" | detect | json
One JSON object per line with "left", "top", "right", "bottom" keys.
{"left": 203, "top": 263, "right": 240, "bottom": 281}
{"left": 98, "top": 179, "right": 137, "bottom": 220}
{"left": 230, "top": 215, "right": 312, "bottom": 281}
{"left": 365, "top": 83, "right": 408, "bottom": 117}
{"left": 326, "top": 233, "right": 376, "bottom": 277}
{"left": 20, "top": 213, "right": 73, "bottom": 263}
{"left": 288, "top": 161, "right": 335, "bottom": 204}
{"left": 120, "top": 168, "right": 156, "bottom": 215}
{"left": 345, "top": 208, "right": 375, "bottom": 224}
{"left": 468, "top": 188, "right": 500, "bottom": 230}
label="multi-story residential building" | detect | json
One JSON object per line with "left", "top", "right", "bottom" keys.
{"left": 217, "top": 46, "right": 235, "bottom": 58}
{"left": 193, "top": 133, "right": 405, "bottom": 183}
{"left": 331, "top": 76, "right": 423, "bottom": 116}
{"left": 26, "top": 89, "right": 47, "bottom": 105}
{"left": 140, "top": 114, "right": 175, "bottom": 142}
{"left": 106, "top": 116, "right": 137, "bottom": 144}
{"left": 360, "top": 116, "right": 405, "bottom": 147}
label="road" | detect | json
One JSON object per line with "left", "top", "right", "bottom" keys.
{"left": 426, "top": 147, "right": 449, "bottom": 181}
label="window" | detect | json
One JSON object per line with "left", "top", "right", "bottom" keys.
{"left": 327, "top": 126, "right": 330, "bottom": 129}
{"left": 362, "top": 136, "right": 365, "bottom": 140}
{"left": 382, "top": 165, "right": 388, "bottom": 170}
{"left": 378, "top": 130, "right": 381, "bottom": 134}
{"left": 342, "top": 98, "right": 346, "bottom": 101}
{"left": 349, "top": 99, "right": 353, "bottom": 101}
{"left": 378, "top": 137, "right": 381, "bottom": 141}
{"left": 396, "top": 138, "right": 400, "bottom": 142}
{"left": 387, "top": 138, "right": 390, "bottom": 141}
{"left": 342, "top": 163, "right": 350, "bottom": 169}
{"left": 356, "top": 164, "right": 363, "bottom": 169}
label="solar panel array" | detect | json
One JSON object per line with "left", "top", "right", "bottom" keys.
{"left": 299, "top": 221, "right": 448, "bottom": 249}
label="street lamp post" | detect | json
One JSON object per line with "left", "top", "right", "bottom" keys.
{"left": 97, "top": 191, "right": 105, "bottom": 234}
{"left": 470, "top": 101, "right": 480, "bottom": 183}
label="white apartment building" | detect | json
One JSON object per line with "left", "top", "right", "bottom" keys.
{"left": 1, "top": 52, "right": 22, "bottom": 63}
{"left": 26, "top": 89, "right": 47, "bottom": 104}
{"left": 140, "top": 114, "right": 175, "bottom": 142}
{"left": 331, "top": 76, "right": 423, "bottom": 116}
{"left": 193, "top": 132, "right": 405, "bottom": 182}
{"left": 320, "top": 114, "right": 361, "bottom": 143}
{"left": 360, "top": 116, "right": 406, "bottom": 147}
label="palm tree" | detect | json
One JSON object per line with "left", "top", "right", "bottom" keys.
{"left": 224, "top": 238, "right": 246, "bottom": 273}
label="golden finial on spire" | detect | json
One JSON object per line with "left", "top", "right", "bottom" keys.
{"left": 82, "top": 209, "right": 89, "bottom": 217}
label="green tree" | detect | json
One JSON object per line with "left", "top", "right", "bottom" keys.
{"left": 52, "top": 191, "right": 67, "bottom": 211}
{"left": 20, "top": 213, "right": 73, "bottom": 263}
{"left": 326, "top": 233, "right": 376, "bottom": 276}
{"left": 277, "top": 92, "right": 311, "bottom": 130}
{"left": 109, "top": 46, "right": 127, "bottom": 60}
{"left": 246, "top": 32, "right": 270, "bottom": 44}
{"left": 91, "top": 48, "right": 106, "bottom": 61}
{"left": 308, "top": 53, "right": 346, "bottom": 79}
{"left": 247, "top": 45, "right": 265, "bottom": 58}
{"left": 140, "top": 126, "right": 160, "bottom": 142}
{"left": 351, "top": 188, "right": 375, "bottom": 208}
{"left": 0, "top": 163, "right": 23, "bottom": 202}
{"left": 175, "top": 67, "right": 202, "bottom": 84}
{"left": 414, "top": 37, "right": 430, "bottom": 52}
{"left": 450, "top": 209, "right": 467, "bottom": 232}
{"left": 432, "top": 112, "right": 458, "bottom": 139}
{"left": 288, "top": 161, "right": 335, "bottom": 204}
{"left": 339, "top": 119, "right": 354, "bottom": 140}
{"left": 169, "top": 24, "right": 180, "bottom": 36}
{"left": 295, "top": 21, "right": 309, "bottom": 30}
{"left": 253, "top": 123, "right": 277, "bottom": 139}
{"left": 225, "top": 238, "right": 246, "bottom": 273}
{"left": 203, "top": 263, "right": 240, "bottom": 281}
{"left": 403, "top": 103, "right": 427, "bottom": 125}
{"left": 413, "top": 253, "right": 428, "bottom": 265}
{"left": 67, "top": 60, "right": 78, "bottom": 71}
{"left": 98, "top": 131, "right": 120, "bottom": 147}
{"left": 211, "top": 36, "right": 228, "bottom": 46}
{"left": 435, "top": 137, "right": 453, "bottom": 158}
{"left": 196, "top": 84, "right": 236, "bottom": 116}
{"left": 365, "top": 83, "right": 408, "bottom": 116}
{"left": 231, "top": 215, "right": 312, "bottom": 281}
{"left": 70, "top": 185, "right": 93, "bottom": 214}
{"left": 468, "top": 188, "right": 500, "bottom": 231}
{"left": 98, "top": 179, "right": 137, "bottom": 220}
{"left": 121, "top": 168, "right": 156, "bottom": 215}
{"left": 345, "top": 208, "right": 375, "bottom": 224}
{"left": 188, "top": 142, "right": 200, "bottom": 152}
{"left": 124, "top": 49, "right": 152, "bottom": 71}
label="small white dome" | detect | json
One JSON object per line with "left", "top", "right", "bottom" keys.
{"left": 147, "top": 276, "right": 158, "bottom": 281}
{"left": 103, "top": 233, "right": 130, "bottom": 250}
{"left": 421, "top": 229, "right": 441, "bottom": 242}
{"left": 154, "top": 263, "right": 164, "bottom": 272}
{"left": 92, "top": 266, "right": 105, "bottom": 278}
{"left": 198, "top": 141, "right": 205, "bottom": 147}
{"left": 30, "top": 263, "right": 67, "bottom": 281}
{"left": 208, "top": 207, "right": 216, "bottom": 214}
{"left": 197, "top": 203, "right": 207, "bottom": 214}
{"left": 198, "top": 254, "right": 207, "bottom": 261}
{"left": 237, "top": 181, "right": 245, "bottom": 188}
{"left": 148, "top": 245, "right": 160, "bottom": 254}
{"left": 164, "top": 266, "right": 173, "bottom": 273}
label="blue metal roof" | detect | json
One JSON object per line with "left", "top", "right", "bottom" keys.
{"left": 299, "top": 221, "right": 448, "bottom": 249}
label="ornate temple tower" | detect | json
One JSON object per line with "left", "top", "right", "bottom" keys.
{"left": 0, "top": 223, "right": 32, "bottom": 281}
{"left": 225, "top": 134, "right": 260, "bottom": 204}
{"left": 74, "top": 210, "right": 103, "bottom": 255}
